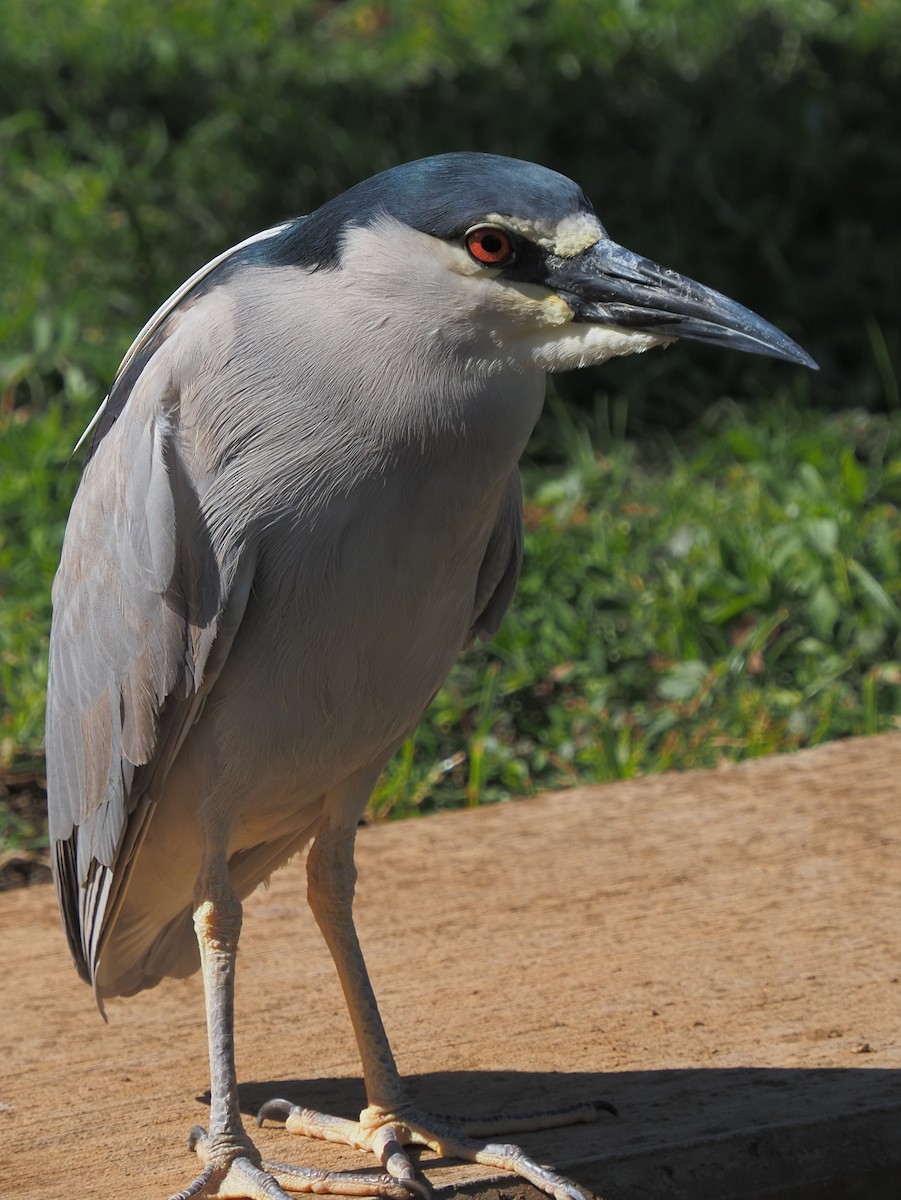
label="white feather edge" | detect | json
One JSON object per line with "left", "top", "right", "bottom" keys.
{"left": 74, "top": 220, "right": 296, "bottom": 453}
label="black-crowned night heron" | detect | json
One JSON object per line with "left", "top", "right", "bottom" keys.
{"left": 47, "top": 152, "right": 815, "bottom": 1200}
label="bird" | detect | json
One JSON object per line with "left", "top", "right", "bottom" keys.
{"left": 46, "top": 152, "right": 816, "bottom": 1200}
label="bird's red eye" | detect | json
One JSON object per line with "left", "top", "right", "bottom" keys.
{"left": 465, "top": 226, "right": 515, "bottom": 266}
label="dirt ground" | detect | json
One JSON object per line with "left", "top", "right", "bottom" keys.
{"left": 3, "top": 734, "right": 900, "bottom": 1199}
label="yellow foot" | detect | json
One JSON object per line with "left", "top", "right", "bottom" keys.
{"left": 258, "top": 1097, "right": 614, "bottom": 1200}
{"left": 168, "top": 1126, "right": 416, "bottom": 1199}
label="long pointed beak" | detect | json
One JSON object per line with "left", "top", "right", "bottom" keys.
{"left": 552, "top": 239, "right": 817, "bottom": 369}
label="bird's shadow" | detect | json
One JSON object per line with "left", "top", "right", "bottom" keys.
{"left": 195, "top": 1064, "right": 901, "bottom": 1198}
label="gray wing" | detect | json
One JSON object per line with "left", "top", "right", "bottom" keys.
{"left": 470, "top": 470, "right": 524, "bottom": 643}
{"left": 76, "top": 221, "right": 293, "bottom": 459}
{"left": 47, "top": 297, "right": 258, "bottom": 999}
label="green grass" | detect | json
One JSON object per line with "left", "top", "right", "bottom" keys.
{"left": 4, "top": 394, "right": 901, "bottom": 855}
{"left": 0, "top": 400, "right": 84, "bottom": 773}
{"left": 370, "top": 397, "right": 901, "bottom": 818}
{"left": 3, "top": 0, "right": 901, "bottom": 854}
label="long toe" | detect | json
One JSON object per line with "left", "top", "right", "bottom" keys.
{"left": 259, "top": 1099, "right": 604, "bottom": 1200}
{"left": 168, "top": 1153, "right": 293, "bottom": 1200}
{"left": 440, "top": 1097, "right": 612, "bottom": 1137}
{"left": 170, "top": 1126, "right": 416, "bottom": 1199}
{"left": 258, "top": 1105, "right": 428, "bottom": 1198}
{"left": 468, "top": 1140, "right": 592, "bottom": 1200}
{"left": 266, "top": 1159, "right": 422, "bottom": 1199}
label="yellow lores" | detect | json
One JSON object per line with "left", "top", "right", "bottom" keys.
{"left": 444, "top": 211, "right": 605, "bottom": 346}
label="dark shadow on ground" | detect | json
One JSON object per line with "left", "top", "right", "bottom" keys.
{"left": 205, "top": 1066, "right": 901, "bottom": 1199}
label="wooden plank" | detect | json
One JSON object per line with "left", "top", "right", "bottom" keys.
{"left": 3, "top": 733, "right": 899, "bottom": 1198}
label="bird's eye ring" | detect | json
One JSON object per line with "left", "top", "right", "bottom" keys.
{"left": 465, "top": 225, "right": 515, "bottom": 267}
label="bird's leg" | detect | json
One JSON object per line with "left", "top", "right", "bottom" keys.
{"left": 305, "top": 815, "right": 406, "bottom": 1112}
{"left": 259, "top": 816, "right": 606, "bottom": 1200}
{"left": 172, "top": 845, "right": 412, "bottom": 1200}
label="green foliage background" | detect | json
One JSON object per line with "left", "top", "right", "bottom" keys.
{"left": 1, "top": 0, "right": 899, "bottom": 835}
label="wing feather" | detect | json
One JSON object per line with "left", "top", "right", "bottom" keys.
{"left": 470, "top": 470, "right": 524, "bottom": 644}
{"left": 47, "top": 338, "right": 256, "bottom": 999}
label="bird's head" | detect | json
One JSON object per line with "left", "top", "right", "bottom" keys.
{"left": 264, "top": 152, "right": 816, "bottom": 376}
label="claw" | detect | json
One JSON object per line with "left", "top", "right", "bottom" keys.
{"left": 188, "top": 1125, "right": 209, "bottom": 1151}
{"left": 258, "top": 1098, "right": 296, "bottom": 1127}
{"left": 398, "top": 1177, "right": 432, "bottom": 1200}
{"left": 369, "top": 1125, "right": 432, "bottom": 1199}
{"left": 557, "top": 1184, "right": 591, "bottom": 1200}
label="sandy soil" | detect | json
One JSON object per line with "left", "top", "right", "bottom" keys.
{"left": 3, "top": 734, "right": 900, "bottom": 1199}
